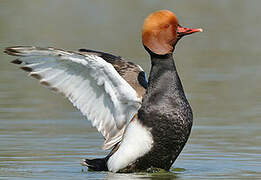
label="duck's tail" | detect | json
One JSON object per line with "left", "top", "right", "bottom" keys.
{"left": 81, "top": 157, "right": 108, "bottom": 171}
{"left": 81, "top": 143, "right": 119, "bottom": 171}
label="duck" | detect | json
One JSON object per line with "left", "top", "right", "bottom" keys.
{"left": 4, "top": 10, "right": 202, "bottom": 173}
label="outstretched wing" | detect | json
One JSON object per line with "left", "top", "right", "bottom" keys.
{"left": 78, "top": 48, "right": 147, "bottom": 99}
{"left": 4, "top": 46, "right": 143, "bottom": 149}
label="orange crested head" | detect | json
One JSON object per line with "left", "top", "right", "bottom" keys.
{"left": 142, "top": 10, "right": 202, "bottom": 55}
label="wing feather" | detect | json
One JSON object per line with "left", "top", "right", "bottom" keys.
{"left": 5, "top": 46, "right": 142, "bottom": 149}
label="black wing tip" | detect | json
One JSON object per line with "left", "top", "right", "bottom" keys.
{"left": 4, "top": 47, "right": 19, "bottom": 56}
{"left": 4, "top": 46, "right": 32, "bottom": 56}
{"left": 40, "top": 80, "right": 51, "bottom": 87}
{"left": 20, "top": 66, "right": 33, "bottom": 72}
{"left": 11, "top": 59, "right": 23, "bottom": 64}
{"left": 78, "top": 48, "right": 89, "bottom": 52}
{"left": 79, "top": 48, "right": 121, "bottom": 62}
{"left": 30, "top": 73, "right": 42, "bottom": 80}
{"left": 5, "top": 46, "right": 32, "bottom": 51}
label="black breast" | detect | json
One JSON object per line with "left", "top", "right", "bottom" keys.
{"left": 129, "top": 55, "right": 193, "bottom": 171}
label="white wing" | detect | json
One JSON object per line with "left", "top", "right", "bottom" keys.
{"left": 5, "top": 46, "right": 142, "bottom": 149}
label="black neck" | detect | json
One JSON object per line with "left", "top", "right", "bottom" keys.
{"left": 143, "top": 53, "right": 188, "bottom": 107}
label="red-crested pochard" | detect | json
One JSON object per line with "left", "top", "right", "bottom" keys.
{"left": 4, "top": 10, "right": 202, "bottom": 172}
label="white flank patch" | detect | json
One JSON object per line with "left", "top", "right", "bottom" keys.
{"left": 107, "top": 119, "right": 154, "bottom": 172}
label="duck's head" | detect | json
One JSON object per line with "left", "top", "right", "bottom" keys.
{"left": 142, "top": 10, "right": 203, "bottom": 55}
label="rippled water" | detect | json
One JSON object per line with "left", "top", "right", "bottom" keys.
{"left": 1, "top": 0, "right": 261, "bottom": 179}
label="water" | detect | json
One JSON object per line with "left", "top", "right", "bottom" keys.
{"left": 1, "top": 0, "right": 261, "bottom": 179}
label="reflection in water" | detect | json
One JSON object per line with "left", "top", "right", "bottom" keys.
{"left": 1, "top": 0, "right": 261, "bottom": 179}
{"left": 106, "top": 171, "right": 179, "bottom": 180}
